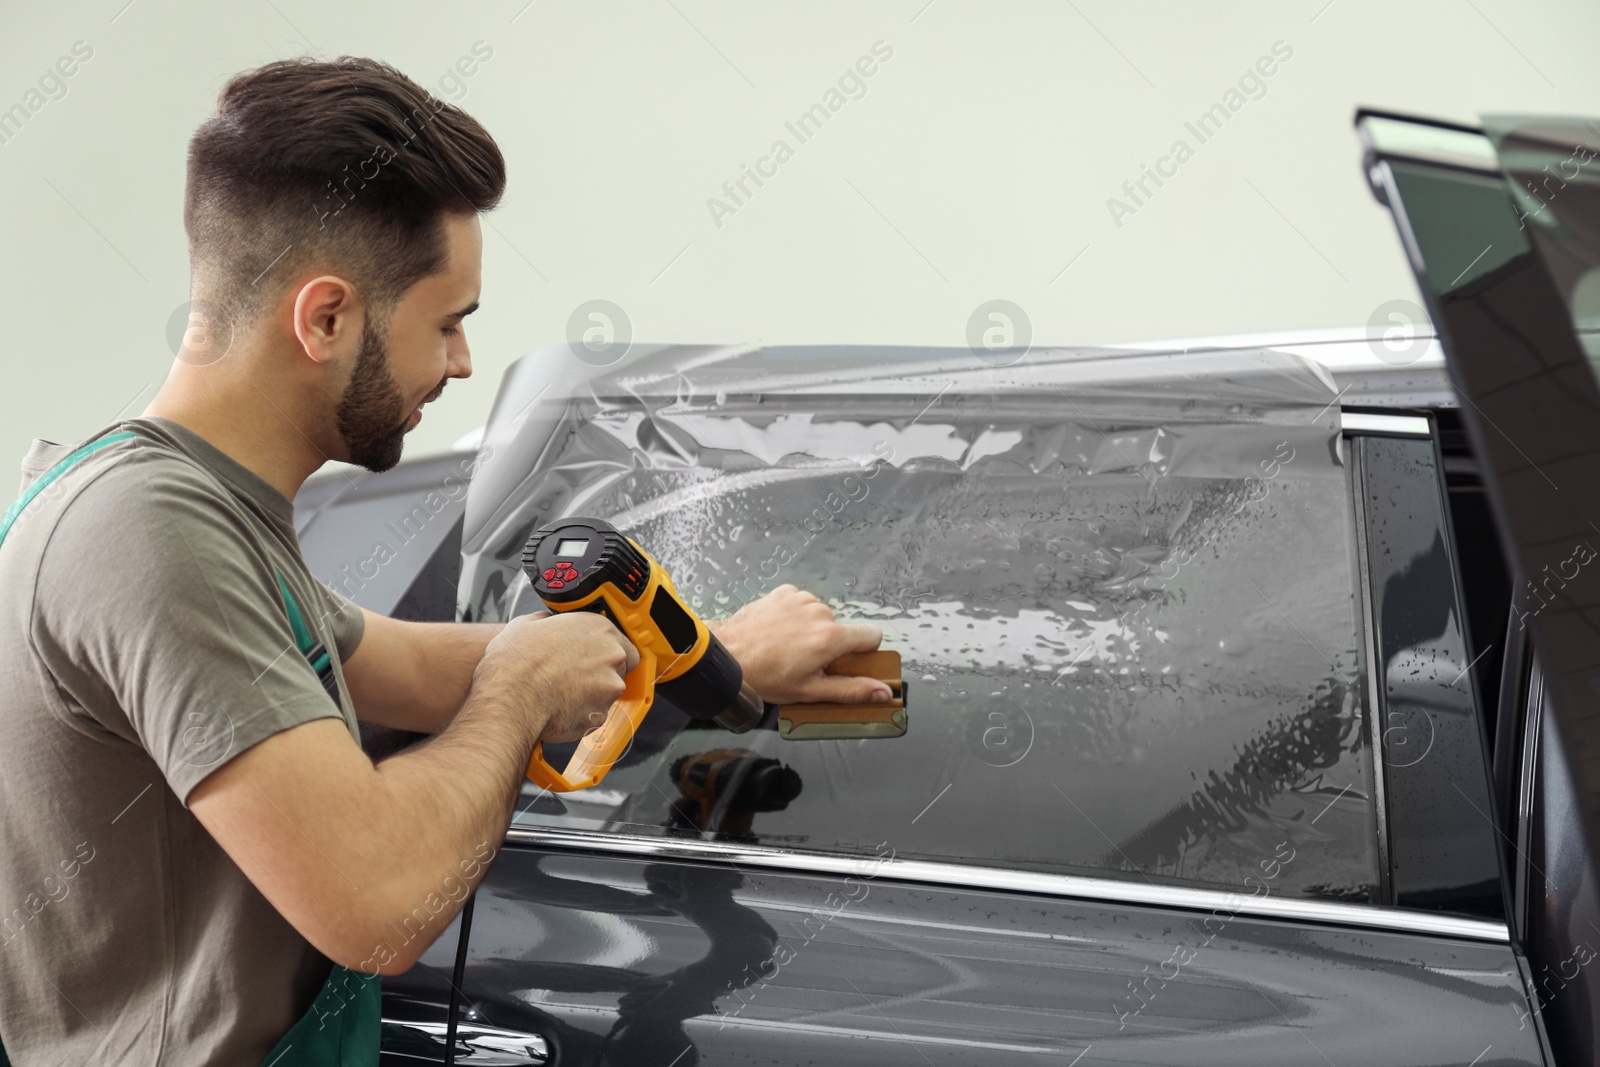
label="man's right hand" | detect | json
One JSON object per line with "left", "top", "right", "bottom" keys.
{"left": 474, "top": 610, "right": 640, "bottom": 747}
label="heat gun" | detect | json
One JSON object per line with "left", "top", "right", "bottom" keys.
{"left": 521, "top": 517, "right": 766, "bottom": 791}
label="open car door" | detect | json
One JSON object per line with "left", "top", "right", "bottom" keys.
{"left": 1358, "top": 109, "right": 1600, "bottom": 1065}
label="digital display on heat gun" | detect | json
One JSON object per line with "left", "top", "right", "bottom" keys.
{"left": 555, "top": 539, "right": 589, "bottom": 557}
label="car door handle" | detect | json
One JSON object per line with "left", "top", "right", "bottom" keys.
{"left": 380, "top": 1017, "right": 550, "bottom": 1065}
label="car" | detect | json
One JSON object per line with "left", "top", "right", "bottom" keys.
{"left": 291, "top": 108, "right": 1600, "bottom": 1065}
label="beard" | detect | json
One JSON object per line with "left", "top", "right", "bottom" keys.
{"left": 334, "top": 315, "right": 416, "bottom": 473}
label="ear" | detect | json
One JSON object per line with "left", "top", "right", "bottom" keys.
{"left": 292, "top": 275, "right": 361, "bottom": 365}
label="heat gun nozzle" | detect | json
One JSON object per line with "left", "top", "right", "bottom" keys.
{"left": 711, "top": 682, "right": 766, "bottom": 734}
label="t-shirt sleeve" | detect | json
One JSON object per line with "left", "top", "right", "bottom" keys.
{"left": 316, "top": 584, "right": 366, "bottom": 663}
{"left": 33, "top": 458, "right": 349, "bottom": 805}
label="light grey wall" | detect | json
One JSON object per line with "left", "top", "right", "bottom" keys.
{"left": 4, "top": 0, "right": 1597, "bottom": 476}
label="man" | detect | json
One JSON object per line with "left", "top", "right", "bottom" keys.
{"left": 0, "top": 56, "right": 892, "bottom": 1065}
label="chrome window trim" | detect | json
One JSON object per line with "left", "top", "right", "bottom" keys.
{"left": 1341, "top": 411, "right": 1432, "bottom": 436}
{"left": 1516, "top": 656, "right": 1545, "bottom": 942}
{"left": 1355, "top": 111, "right": 1502, "bottom": 179}
{"left": 502, "top": 826, "right": 1509, "bottom": 943}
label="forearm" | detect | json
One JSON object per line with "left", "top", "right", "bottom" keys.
{"left": 350, "top": 675, "right": 544, "bottom": 972}
{"left": 347, "top": 611, "right": 505, "bottom": 733}
{"left": 195, "top": 613, "right": 633, "bottom": 978}
{"left": 406, "top": 620, "right": 505, "bottom": 731}
{"left": 351, "top": 610, "right": 633, "bottom": 964}
{"left": 189, "top": 678, "right": 543, "bottom": 977}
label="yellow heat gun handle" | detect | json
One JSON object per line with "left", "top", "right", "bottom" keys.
{"left": 526, "top": 647, "right": 659, "bottom": 793}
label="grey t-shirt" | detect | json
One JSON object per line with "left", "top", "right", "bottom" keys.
{"left": 0, "top": 416, "right": 367, "bottom": 1066}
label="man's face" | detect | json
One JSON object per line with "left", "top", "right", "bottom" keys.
{"left": 335, "top": 211, "right": 482, "bottom": 471}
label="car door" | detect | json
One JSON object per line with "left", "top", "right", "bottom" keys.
{"left": 385, "top": 339, "right": 1545, "bottom": 1065}
{"left": 1357, "top": 109, "right": 1600, "bottom": 1066}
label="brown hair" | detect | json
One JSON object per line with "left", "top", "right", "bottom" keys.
{"left": 184, "top": 55, "right": 505, "bottom": 333}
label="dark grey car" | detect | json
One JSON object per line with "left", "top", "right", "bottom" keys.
{"left": 292, "top": 110, "right": 1600, "bottom": 1066}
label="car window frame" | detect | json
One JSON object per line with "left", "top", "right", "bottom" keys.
{"left": 1349, "top": 420, "right": 1510, "bottom": 921}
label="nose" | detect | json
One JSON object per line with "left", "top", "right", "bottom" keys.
{"left": 446, "top": 327, "right": 472, "bottom": 380}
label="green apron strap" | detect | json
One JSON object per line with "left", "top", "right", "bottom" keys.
{"left": 274, "top": 570, "right": 316, "bottom": 654}
{"left": 0, "top": 430, "right": 139, "bottom": 550}
{"left": 274, "top": 570, "right": 334, "bottom": 685}
{"left": 257, "top": 964, "right": 381, "bottom": 1067}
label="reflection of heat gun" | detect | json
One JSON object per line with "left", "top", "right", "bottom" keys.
{"left": 521, "top": 517, "right": 765, "bottom": 791}
{"left": 669, "top": 748, "right": 802, "bottom": 838}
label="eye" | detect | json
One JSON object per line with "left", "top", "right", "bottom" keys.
{"left": 442, "top": 325, "right": 460, "bottom": 337}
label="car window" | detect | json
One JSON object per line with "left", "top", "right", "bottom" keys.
{"left": 478, "top": 346, "right": 1384, "bottom": 903}
{"left": 1483, "top": 116, "right": 1600, "bottom": 355}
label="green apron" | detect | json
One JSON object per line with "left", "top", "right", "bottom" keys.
{"left": 0, "top": 427, "right": 381, "bottom": 1066}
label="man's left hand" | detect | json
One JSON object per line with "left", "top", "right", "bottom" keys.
{"left": 708, "top": 584, "right": 892, "bottom": 705}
